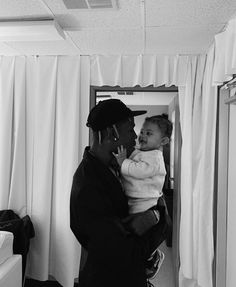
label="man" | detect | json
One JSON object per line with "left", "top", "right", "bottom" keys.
{"left": 70, "top": 99, "right": 168, "bottom": 287}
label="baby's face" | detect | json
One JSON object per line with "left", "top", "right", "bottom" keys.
{"left": 138, "top": 121, "right": 164, "bottom": 151}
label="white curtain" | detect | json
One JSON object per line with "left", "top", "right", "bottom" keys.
{"left": 90, "top": 54, "right": 217, "bottom": 287}
{"left": 178, "top": 47, "right": 217, "bottom": 287}
{"left": 0, "top": 51, "right": 220, "bottom": 287}
{"left": 0, "top": 57, "right": 27, "bottom": 215}
{"left": 213, "top": 18, "right": 236, "bottom": 84}
{"left": 91, "top": 54, "right": 189, "bottom": 87}
{"left": 0, "top": 55, "right": 90, "bottom": 287}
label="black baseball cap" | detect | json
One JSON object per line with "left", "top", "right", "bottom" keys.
{"left": 86, "top": 99, "right": 146, "bottom": 131}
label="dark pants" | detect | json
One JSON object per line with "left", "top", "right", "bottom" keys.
{"left": 145, "top": 203, "right": 172, "bottom": 258}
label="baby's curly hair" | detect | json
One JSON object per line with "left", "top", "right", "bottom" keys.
{"left": 145, "top": 114, "right": 173, "bottom": 139}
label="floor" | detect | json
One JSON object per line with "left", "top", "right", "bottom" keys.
{"left": 25, "top": 241, "right": 174, "bottom": 287}
{"left": 150, "top": 241, "right": 175, "bottom": 287}
{"left": 24, "top": 279, "right": 62, "bottom": 287}
{"left": 24, "top": 279, "right": 78, "bottom": 287}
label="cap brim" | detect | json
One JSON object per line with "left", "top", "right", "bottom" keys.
{"left": 131, "top": 110, "right": 147, "bottom": 117}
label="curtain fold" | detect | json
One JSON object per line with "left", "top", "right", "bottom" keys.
{"left": 47, "top": 56, "right": 82, "bottom": 286}
{"left": 0, "top": 57, "right": 28, "bottom": 216}
{"left": 0, "top": 57, "right": 16, "bottom": 211}
{"left": 9, "top": 57, "right": 27, "bottom": 216}
{"left": 199, "top": 45, "right": 217, "bottom": 287}
{"left": 28, "top": 56, "right": 58, "bottom": 279}
{"left": 0, "top": 55, "right": 90, "bottom": 287}
{"left": 91, "top": 54, "right": 188, "bottom": 87}
{"left": 178, "top": 48, "right": 217, "bottom": 287}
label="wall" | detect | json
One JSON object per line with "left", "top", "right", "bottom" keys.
{"left": 129, "top": 105, "right": 168, "bottom": 135}
{"left": 97, "top": 91, "right": 176, "bottom": 136}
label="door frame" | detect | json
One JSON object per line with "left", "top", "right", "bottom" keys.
{"left": 90, "top": 85, "right": 178, "bottom": 143}
{"left": 169, "top": 95, "right": 182, "bottom": 287}
{"left": 80, "top": 85, "right": 181, "bottom": 286}
{"left": 215, "top": 78, "right": 236, "bottom": 287}
{"left": 214, "top": 86, "right": 229, "bottom": 287}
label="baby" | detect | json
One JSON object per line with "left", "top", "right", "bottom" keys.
{"left": 115, "top": 114, "right": 173, "bottom": 279}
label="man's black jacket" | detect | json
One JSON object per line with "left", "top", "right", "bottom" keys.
{"left": 70, "top": 147, "right": 168, "bottom": 287}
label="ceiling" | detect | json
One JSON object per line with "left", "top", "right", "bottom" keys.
{"left": 0, "top": 0, "right": 236, "bottom": 56}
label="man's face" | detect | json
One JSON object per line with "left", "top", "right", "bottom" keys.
{"left": 116, "top": 118, "right": 137, "bottom": 157}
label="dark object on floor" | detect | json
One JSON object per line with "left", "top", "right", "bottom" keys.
{"left": 25, "top": 279, "right": 79, "bottom": 287}
{"left": 0, "top": 209, "right": 35, "bottom": 285}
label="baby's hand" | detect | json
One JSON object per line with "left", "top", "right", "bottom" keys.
{"left": 112, "top": 145, "right": 127, "bottom": 167}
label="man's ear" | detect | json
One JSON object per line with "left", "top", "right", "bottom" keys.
{"left": 161, "top": 137, "right": 169, "bottom": 146}
{"left": 106, "top": 127, "right": 117, "bottom": 142}
{"left": 107, "top": 126, "right": 119, "bottom": 142}
{"left": 112, "top": 124, "right": 119, "bottom": 141}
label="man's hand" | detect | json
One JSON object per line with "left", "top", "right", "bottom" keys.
{"left": 122, "top": 210, "right": 158, "bottom": 236}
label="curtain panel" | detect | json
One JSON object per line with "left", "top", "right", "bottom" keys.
{"left": 91, "top": 54, "right": 189, "bottom": 87}
{"left": 213, "top": 18, "right": 236, "bottom": 84}
{"left": 178, "top": 48, "right": 217, "bottom": 287}
{"left": 0, "top": 52, "right": 218, "bottom": 287}
{"left": 0, "top": 55, "right": 90, "bottom": 287}
{"left": 90, "top": 54, "right": 217, "bottom": 287}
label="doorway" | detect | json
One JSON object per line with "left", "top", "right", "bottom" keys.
{"left": 80, "top": 85, "right": 181, "bottom": 287}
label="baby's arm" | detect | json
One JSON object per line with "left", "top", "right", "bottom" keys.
{"left": 122, "top": 152, "right": 160, "bottom": 179}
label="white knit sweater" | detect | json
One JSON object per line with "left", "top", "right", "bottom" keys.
{"left": 121, "top": 149, "right": 166, "bottom": 214}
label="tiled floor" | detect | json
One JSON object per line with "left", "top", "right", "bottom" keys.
{"left": 150, "top": 242, "right": 175, "bottom": 287}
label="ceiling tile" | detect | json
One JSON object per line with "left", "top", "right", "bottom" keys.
{"left": 145, "top": 24, "right": 224, "bottom": 54}
{"left": 44, "top": 0, "right": 141, "bottom": 29}
{"left": 0, "top": 0, "right": 50, "bottom": 19}
{"left": 146, "top": 0, "right": 236, "bottom": 27}
{"left": 68, "top": 28, "right": 143, "bottom": 54}
{"left": 0, "top": 0, "right": 236, "bottom": 55}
